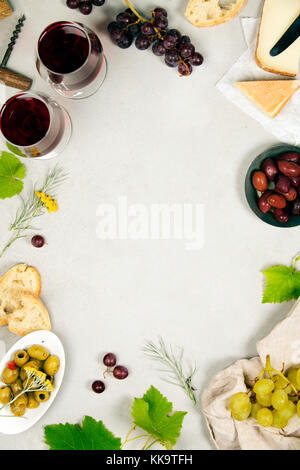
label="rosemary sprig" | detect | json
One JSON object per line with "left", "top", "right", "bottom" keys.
{"left": 143, "top": 338, "right": 197, "bottom": 404}
{"left": 0, "top": 165, "right": 66, "bottom": 259}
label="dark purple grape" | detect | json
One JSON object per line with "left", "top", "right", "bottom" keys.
{"left": 92, "top": 0, "right": 105, "bottom": 5}
{"left": 67, "top": 0, "right": 80, "bottom": 9}
{"left": 117, "top": 32, "right": 133, "bottom": 49}
{"left": 154, "top": 15, "right": 168, "bottom": 31}
{"left": 163, "top": 34, "right": 177, "bottom": 50}
{"left": 152, "top": 40, "right": 166, "bottom": 56}
{"left": 165, "top": 49, "right": 179, "bottom": 67}
{"left": 79, "top": 1, "right": 93, "bottom": 14}
{"left": 153, "top": 7, "right": 167, "bottom": 18}
{"left": 141, "top": 22, "right": 155, "bottom": 36}
{"left": 92, "top": 380, "right": 105, "bottom": 393}
{"left": 113, "top": 365, "right": 128, "bottom": 380}
{"left": 178, "top": 61, "right": 192, "bottom": 76}
{"left": 103, "top": 353, "right": 117, "bottom": 367}
{"left": 179, "top": 42, "right": 195, "bottom": 58}
{"left": 107, "top": 21, "right": 121, "bottom": 33}
{"left": 276, "top": 174, "right": 291, "bottom": 194}
{"left": 116, "top": 12, "right": 134, "bottom": 26}
{"left": 292, "top": 200, "right": 300, "bottom": 215}
{"left": 110, "top": 27, "right": 125, "bottom": 43}
{"left": 190, "top": 52, "right": 204, "bottom": 66}
{"left": 135, "top": 35, "right": 151, "bottom": 50}
{"left": 128, "top": 23, "right": 141, "bottom": 37}
{"left": 168, "top": 29, "right": 181, "bottom": 41}
{"left": 31, "top": 235, "right": 45, "bottom": 248}
{"left": 179, "top": 35, "right": 190, "bottom": 44}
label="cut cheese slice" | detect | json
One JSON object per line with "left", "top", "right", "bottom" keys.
{"left": 256, "top": 0, "right": 300, "bottom": 77}
{"left": 235, "top": 80, "right": 300, "bottom": 118}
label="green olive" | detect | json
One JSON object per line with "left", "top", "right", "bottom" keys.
{"left": 20, "top": 360, "right": 41, "bottom": 381}
{"left": 14, "top": 393, "right": 28, "bottom": 408}
{"left": 11, "top": 379, "right": 23, "bottom": 397}
{"left": 14, "top": 350, "right": 29, "bottom": 367}
{"left": 27, "top": 392, "right": 39, "bottom": 409}
{"left": 10, "top": 401, "right": 26, "bottom": 417}
{"left": 2, "top": 367, "right": 19, "bottom": 384}
{"left": 28, "top": 345, "right": 50, "bottom": 361}
{"left": 34, "top": 390, "right": 50, "bottom": 402}
{"left": 0, "top": 386, "right": 12, "bottom": 405}
{"left": 45, "top": 375, "right": 54, "bottom": 384}
{"left": 43, "top": 356, "right": 60, "bottom": 376}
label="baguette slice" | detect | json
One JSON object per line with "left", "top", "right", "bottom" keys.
{"left": 185, "top": 0, "right": 247, "bottom": 28}
{"left": 235, "top": 80, "right": 300, "bottom": 118}
{"left": 256, "top": 0, "right": 300, "bottom": 77}
{"left": 7, "top": 293, "right": 51, "bottom": 336}
{"left": 0, "top": 264, "right": 41, "bottom": 326}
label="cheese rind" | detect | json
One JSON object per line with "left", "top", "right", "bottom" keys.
{"left": 256, "top": 0, "right": 300, "bottom": 77}
{"left": 235, "top": 80, "right": 300, "bottom": 118}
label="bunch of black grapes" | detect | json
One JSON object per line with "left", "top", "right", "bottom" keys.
{"left": 67, "top": 0, "right": 105, "bottom": 15}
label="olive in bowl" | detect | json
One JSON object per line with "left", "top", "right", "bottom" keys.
{"left": 245, "top": 144, "right": 300, "bottom": 227}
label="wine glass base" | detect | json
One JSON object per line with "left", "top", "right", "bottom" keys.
{"left": 52, "top": 56, "right": 107, "bottom": 100}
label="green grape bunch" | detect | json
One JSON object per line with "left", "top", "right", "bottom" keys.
{"left": 230, "top": 356, "right": 300, "bottom": 429}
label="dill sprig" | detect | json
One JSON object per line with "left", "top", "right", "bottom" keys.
{"left": 143, "top": 337, "right": 197, "bottom": 404}
{"left": 0, "top": 165, "right": 67, "bottom": 259}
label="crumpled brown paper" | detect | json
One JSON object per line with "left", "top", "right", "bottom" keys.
{"left": 202, "top": 298, "right": 300, "bottom": 450}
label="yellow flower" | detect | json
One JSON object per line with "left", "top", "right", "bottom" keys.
{"left": 35, "top": 191, "right": 58, "bottom": 213}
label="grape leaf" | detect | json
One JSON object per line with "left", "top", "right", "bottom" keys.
{"left": 44, "top": 416, "right": 122, "bottom": 450}
{"left": 6, "top": 142, "right": 26, "bottom": 157}
{"left": 0, "top": 152, "right": 26, "bottom": 199}
{"left": 132, "top": 386, "right": 187, "bottom": 449}
{"left": 262, "top": 266, "right": 300, "bottom": 304}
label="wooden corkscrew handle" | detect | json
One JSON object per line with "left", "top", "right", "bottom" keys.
{"left": 0, "top": 67, "right": 32, "bottom": 90}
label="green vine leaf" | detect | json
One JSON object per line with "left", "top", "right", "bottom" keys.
{"left": 132, "top": 385, "right": 186, "bottom": 449}
{"left": 6, "top": 142, "right": 26, "bottom": 158}
{"left": 262, "top": 265, "right": 300, "bottom": 304}
{"left": 44, "top": 416, "right": 122, "bottom": 450}
{"left": 0, "top": 152, "right": 26, "bottom": 199}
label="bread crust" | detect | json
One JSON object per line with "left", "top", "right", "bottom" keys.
{"left": 255, "top": 0, "right": 298, "bottom": 77}
{"left": 185, "top": 0, "right": 248, "bottom": 28}
{"left": 0, "top": 264, "right": 42, "bottom": 297}
{"left": 8, "top": 292, "right": 51, "bottom": 336}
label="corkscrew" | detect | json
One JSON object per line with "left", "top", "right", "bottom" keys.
{"left": 0, "top": 15, "right": 32, "bottom": 91}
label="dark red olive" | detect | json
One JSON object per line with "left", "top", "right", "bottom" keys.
{"left": 292, "top": 200, "right": 300, "bottom": 215}
{"left": 258, "top": 190, "right": 272, "bottom": 213}
{"left": 262, "top": 158, "right": 278, "bottom": 181}
{"left": 277, "top": 152, "right": 300, "bottom": 163}
{"left": 289, "top": 176, "right": 300, "bottom": 188}
{"left": 274, "top": 208, "right": 289, "bottom": 223}
{"left": 275, "top": 174, "right": 291, "bottom": 194}
{"left": 277, "top": 160, "right": 300, "bottom": 178}
{"left": 268, "top": 193, "right": 287, "bottom": 209}
{"left": 252, "top": 171, "right": 268, "bottom": 191}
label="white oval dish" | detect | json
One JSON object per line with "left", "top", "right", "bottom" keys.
{"left": 0, "top": 330, "right": 65, "bottom": 435}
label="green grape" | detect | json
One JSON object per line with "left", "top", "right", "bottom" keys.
{"left": 297, "top": 400, "right": 300, "bottom": 418}
{"left": 271, "top": 390, "right": 288, "bottom": 410}
{"left": 256, "top": 392, "right": 272, "bottom": 407}
{"left": 230, "top": 392, "right": 251, "bottom": 415}
{"left": 256, "top": 408, "right": 273, "bottom": 427}
{"left": 231, "top": 406, "right": 251, "bottom": 421}
{"left": 296, "top": 369, "right": 300, "bottom": 387}
{"left": 250, "top": 402, "right": 262, "bottom": 419}
{"left": 272, "top": 410, "right": 288, "bottom": 429}
{"left": 274, "top": 375, "right": 292, "bottom": 395}
{"left": 277, "top": 400, "right": 296, "bottom": 422}
{"left": 287, "top": 369, "right": 300, "bottom": 391}
{"left": 253, "top": 379, "right": 274, "bottom": 395}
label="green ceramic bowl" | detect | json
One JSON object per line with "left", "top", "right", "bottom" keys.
{"left": 245, "top": 144, "right": 300, "bottom": 228}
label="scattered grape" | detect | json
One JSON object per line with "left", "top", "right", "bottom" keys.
{"left": 92, "top": 0, "right": 105, "bottom": 5}
{"left": 113, "top": 365, "right": 128, "bottom": 380}
{"left": 31, "top": 235, "right": 45, "bottom": 248}
{"left": 92, "top": 380, "right": 105, "bottom": 393}
{"left": 67, "top": 0, "right": 80, "bottom": 8}
{"left": 79, "top": 1, "right": 93, "bottom": 15}
{"left": 103, "top": 353, "right": 117, "bottom": 367}
{"left": 256, "top": 408, "right": 273, "bottom": 427}
{"left": 67, "top": 0, "right": 105, "bottom": 14}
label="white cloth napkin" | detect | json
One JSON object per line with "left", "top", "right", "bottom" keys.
{"left": 217, "top": 18, "right": 300, "bottom": 146}
{"left": 202, "top": 298, "right": 300, "bottom": 450}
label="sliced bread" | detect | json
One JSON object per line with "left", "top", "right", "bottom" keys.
{"left": 7, "top": 293, "right": 51, "bottom": 336}
{"left": 234, "top": 80, "right": 300, "bottom": 118}
{"left": 0, "top": 264, "right": 41, "bottom": 326}
{"left": 185, "top": 0, "right": 247, "bottom": 28}
{"left": 256, "top": 0, "right": 300, "bottom": 77}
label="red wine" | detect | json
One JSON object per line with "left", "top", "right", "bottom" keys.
{"left": 38, "top": 22, "right": 90, "bottom": 74}
{"left": 0, "top": 95, "right": 50, "bottom": 146}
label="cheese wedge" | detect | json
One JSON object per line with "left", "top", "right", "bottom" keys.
{"left": 256, "top": 0, "right": 300, "bottom": 77}
{"left": 235, "top": 80, "right": 300, "bottom": 118}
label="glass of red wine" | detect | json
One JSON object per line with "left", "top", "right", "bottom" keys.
{"left": 0, "top": 92, "right": 72, "bottom": 159}
{"left": 36, "top": 21, "right": 106, "bottom": 99}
